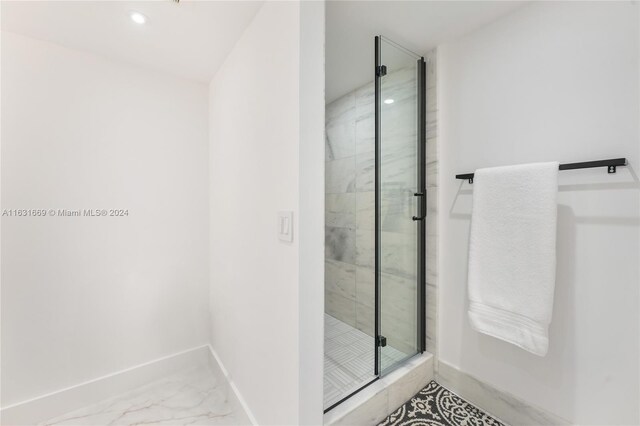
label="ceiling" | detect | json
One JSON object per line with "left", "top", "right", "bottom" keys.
{"left": 326, "top": 1, "right": 528, "bottom": 102}
{"left": 1, "top": 0, "right": 263, "bottom": 84}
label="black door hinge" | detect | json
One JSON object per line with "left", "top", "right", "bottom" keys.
{"left": 376, "top": 65, "right": 387, "bottom": 77}
{"left": 377, "top": 335, "right": 387, "bottom": 347}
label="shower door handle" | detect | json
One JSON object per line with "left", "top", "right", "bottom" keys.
{"left": 413, "top": 192, "right": 426, "bottom": 221}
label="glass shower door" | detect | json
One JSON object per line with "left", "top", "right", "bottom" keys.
{"left": 375, "top": 36, "right": 426, "bottom": 374}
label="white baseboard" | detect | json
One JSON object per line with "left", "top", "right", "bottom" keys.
{"left": 206, "top": 345, "right": 258, "bottom": 426}
{"left": 0, "top": 344, "right": 256, "bottom": 426}
{"left": 436, "top": 360, "right": 570, "bottom": 426}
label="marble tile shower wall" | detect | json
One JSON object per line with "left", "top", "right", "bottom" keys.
{"left": 325, "top": 78, "right": 375, "bottom": 340}
{"left": 325, "top": 51, "right": 437, "bottom": 355}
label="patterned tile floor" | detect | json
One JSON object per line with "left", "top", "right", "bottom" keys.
{"left": 379, "top": 381, "right": 505, "bottom": 426}
{"left": 324, "top": 314, "right": 407, "bottom": 409}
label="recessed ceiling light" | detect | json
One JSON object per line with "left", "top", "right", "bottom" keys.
{"left": 384, "top": 99, "right": 394, "bottom": 104}
{"left": 130, "top": 11, "right": 147, "bottom": 25}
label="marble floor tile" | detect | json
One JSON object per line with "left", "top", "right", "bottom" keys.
{"left": 40, "top": 365, "right": 251, "bottom": 426}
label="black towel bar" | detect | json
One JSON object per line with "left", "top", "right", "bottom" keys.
{"left": 455, "top": 158, "right": 627, "bottom": 184}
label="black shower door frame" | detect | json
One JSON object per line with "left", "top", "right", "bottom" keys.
{"left": 374, "top": 35, "right": 427, "bottom": 376}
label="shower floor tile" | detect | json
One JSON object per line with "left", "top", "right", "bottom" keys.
{"left": 324, "top": 314, "right": 407, "bottom": 409}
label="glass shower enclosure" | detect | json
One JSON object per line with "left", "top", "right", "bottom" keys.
{"left": 375, "top": 36, "right": 426, "bottom": 375}
{"left": 323, "top": 35, "right": 426, "bottom": 411}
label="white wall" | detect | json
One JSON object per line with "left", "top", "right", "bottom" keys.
{"left": 298, "top": 1, "right": 326, "bottom": 424}
{"left": 208, "top": 2, "right": 323, "bottom": 424}
{"left": 439, "top": 2, "right": 639, "bottom": 424}
{"left": 1, "top": 32, "right": 210, "bottom": 407}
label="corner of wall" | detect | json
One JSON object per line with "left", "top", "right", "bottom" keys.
{"left": 298, "top": 1, "right": 326, "bottom": 424}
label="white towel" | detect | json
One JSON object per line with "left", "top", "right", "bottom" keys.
{"left": 468, "top": 162, "right": 559, "bottom": 356}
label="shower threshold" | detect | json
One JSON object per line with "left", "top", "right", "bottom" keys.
{"left": 324, "top": 351, "right": 434, "bottom": 425}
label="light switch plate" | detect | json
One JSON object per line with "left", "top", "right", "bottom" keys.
{"left": 278, "top": 211, "right": 293, "bottom": 242}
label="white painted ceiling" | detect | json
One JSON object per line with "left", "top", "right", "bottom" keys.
{"left": 326, "top": 1, "right": 528, "bottom": 102}
{"left": 1, "top": 0, "right": 264, "bottom": 83}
